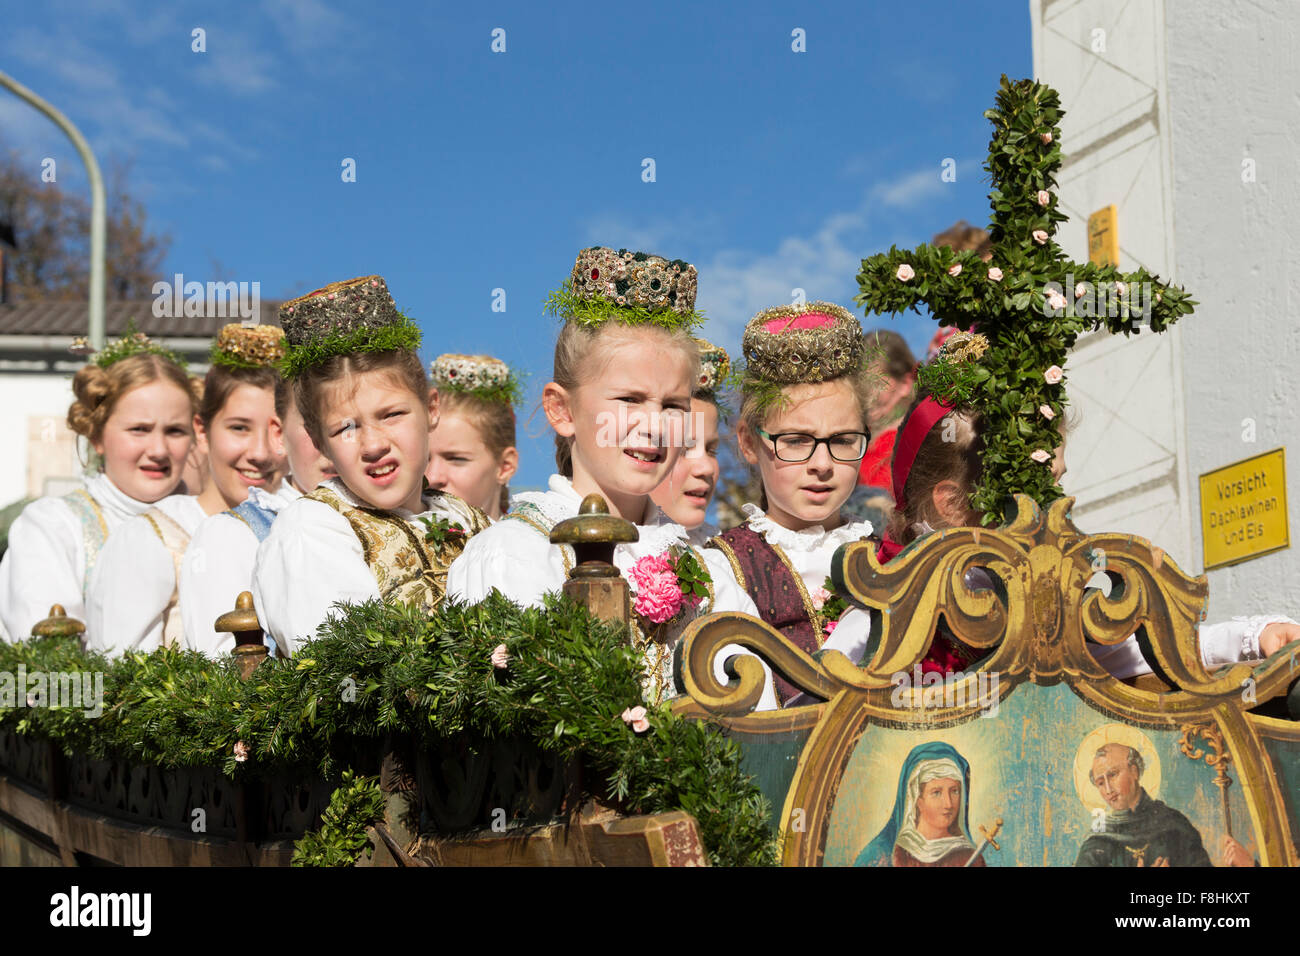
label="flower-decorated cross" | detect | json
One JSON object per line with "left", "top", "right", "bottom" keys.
{"left": 855, "top": 75, "right": 1197, "bottom": 524}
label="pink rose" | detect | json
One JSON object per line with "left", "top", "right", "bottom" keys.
{"left": 1039, "top": 404, "right": 1056, "bottom": 420}
{"left": 628, "top": 553, "right": 683, "bottom": 624}
{"left": 1113, "top": 281, "right": 1126, "bottom": 296}
{"left": 1043, "top": 365, "right": 1064, "bottom": 385}
{"left": 824, "top": 620, "right": 838, "bottom": 636}
{"left": 234, "top": 741, "right": 249, "bottom": 763}
{"left": 1036, "top": 190, "right": 1051, "bottom": 206}
{"left": 1032, "top": 229, "right": 1049, "bottom": 245}
{"left": 491, "top": 643, "right": 509, "bottom": 669}
{"left": 947, "top": 263, "right": 962, "bottom": 277}
{"left": 987, "top": 267, "right": 1003, "bottom": 282}
{"left": 1031, "top": 449, "right": 1052, "bottom": 464}
{"left": 621, "top": 706, "right": 650, "bottom": 734}
{"left": 1075, "top": 282, "right": 1088, "bottom": 299}
{"left": 896, "top": 264, "right": 915, "bottom": 282}
{"left": 810, "top": 586, "right": 832, "bottom": 611}
{"left": 1041, "top": 132, "right": 1053, "bottom": 144}
{"left": 1044, "top": 289, "right": 1067, "bottom": 311}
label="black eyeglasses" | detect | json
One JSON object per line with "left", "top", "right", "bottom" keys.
{"left": 755, "top": 427, "right": 869, "bottom": 463}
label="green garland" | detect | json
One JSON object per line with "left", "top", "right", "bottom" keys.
{"left": 544, "top": 281, "right": 705, "bottom": 334}
{"left": 291, "top": 771, "right": 384, "bottom": 866}
{"left": 0, "top": 592, "right": 776, "bottom": 867}
{"left": 86, "top": 319, "right": 187, "bottom": 370}
{"left": 279, "top": 313, "right": 423, "bottom": 380}
{"left": 438, "top": 371, "right": 526, "bottom": 409}
{"left": 853, "top": 76, "right": 1196, "bottom": 524}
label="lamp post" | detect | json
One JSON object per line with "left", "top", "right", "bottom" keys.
{"left": 0, "top": 69, "right": 106, "bottom": 349}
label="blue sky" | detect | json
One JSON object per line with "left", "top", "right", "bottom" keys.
{"left": 1, "top": 0, "right": 1031, "bottom": 489}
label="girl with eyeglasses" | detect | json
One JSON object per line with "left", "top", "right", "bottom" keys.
{"left": 707, "top": 302, "right": 877, "bottom": 706}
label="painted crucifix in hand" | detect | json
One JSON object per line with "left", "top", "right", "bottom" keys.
{"left": 854, "top": 75, "right": 1197, "bottom": 525}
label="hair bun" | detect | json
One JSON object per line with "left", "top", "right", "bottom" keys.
{"left": 67, "top": 364, "right": 111, "bottom": 438}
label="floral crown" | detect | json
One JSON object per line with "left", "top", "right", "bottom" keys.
{"left": 915, "top": 329, "right": 990, "bottom": 404}
{"left": 278, "top": 275, "right": 421, "bottom": 379}
{"left": 693, "top": 338, "right": 730, "bottom": 398}
{"left": 209, "top": 323, "right": 286, "bottom": 371}
{"left": 71, "top": 319, "right": 187, "bottom": 370}
{"left": 544, "top": 247, "right": 704, "bottom": 333}
{"left": 430, "top": 353, "right": 524, "bottom": 407}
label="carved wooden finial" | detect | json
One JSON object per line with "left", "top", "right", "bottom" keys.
{"left": 549, "top": 494, "right": 637, "bottom": 625}
{"left": 32, "top": 604, "right": 86, "bottom": 639}
{"left": 215, "top": 591, "right": 269, "bottom": 679}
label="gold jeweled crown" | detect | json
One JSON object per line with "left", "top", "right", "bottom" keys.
{"left": 741, "top": 301, "right": 864, "bottom": 385}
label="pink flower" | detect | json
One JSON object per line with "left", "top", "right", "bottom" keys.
{"left": 1041, "top": 132, "right": 1053, "bottom": 144}
{"left": 491, "top": 643, "right": 509, "bottom": 669}
{"left": 1036, "top": 190, "right": 1051, "bottom": 206}
{"left": 809, "top": 586, "right": 832, "bottom": 611}
{"left": 987, "top": 267, "right": 1003, "bottom": 282}
{"left": 1032, "top": 229, "right": 1049, "bottom": 245}
{"left": 234, "top": 741, "right": 249, "bottom": 763}
{"left": 1031, "top": 449, "right": 1052, "bottom": 464}
{"left": 628, "top": 553, "right": 683, "bottom": 624}
{"left": 824, "top": 620, "right": 839, "bottom": 636}
{"left": 621, "top": 706, "right": 650, "bottom": 733}
{"left": 1043, "top": 365, "right": 1064, "bottom": 385}
{"left": 1044, "top": 289, "right": 1067, "bottom": 311}
{"left": 947, "top": 263, "right": 962, "bottom": 277}
{"left": 1075, "top": 282, "right": 1088, "bottom": 299}
{"left": 1039, "top": 404, "right": 1056, "bottom": 420}
{"left": 1113, "top": 281, "right": 1127, "bottom": 296}
{"left": 896, "top": 264, "right": 915, "bottom": 282}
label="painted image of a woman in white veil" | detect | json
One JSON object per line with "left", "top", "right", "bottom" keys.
{"left": 854, "top": 741, "right": 982, "bottom": 866}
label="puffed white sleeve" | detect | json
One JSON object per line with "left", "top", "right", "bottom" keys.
{"left": 252, "top": 499, "right": 378, "bottom": 657}
{"left": 820, "top": 606, "right": 874, "bottom": 665}
{"left": 447, "top": 521, "right": 564, "bottom": 610}
{"left": 86, "top": 516, "right": 176, "bottom": 656}
{"left": 0, "top": 499, "right": 83, "bottom": 642}
{"left": 180, "top": 514, "right": 259, "bottom": 659}
{"left": 698, "top": 548, "right": 778, "bottom": 712}
{"left": 1089, "top": 615, "right": 1300, "bottom": 679}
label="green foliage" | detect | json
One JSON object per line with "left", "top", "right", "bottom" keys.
{"left": 0, "top": 592, "right": 776, "bottom": 867}
{"left": 420, "top": 514, "right": 467, "bottom": 549}
{"left": 92, "top": 319, "right": 187, "bottom": 370}
{"left": 291, "top": 771, "right": 385, "bottom": 867}
{"left": 438, "top": 369, "right": 527, "bottom": 408}
{"left": 279, "top": 313, "right": 422, "bottom": 380}
{"left": 854, "top": 76, "right": 1198, "bottom": 524}
{"left": 544, "top": 280, "right": 705, "bottom": 334}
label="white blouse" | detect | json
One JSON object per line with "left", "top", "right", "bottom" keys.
{"left": 449, "top": 475, "right": 775, "bottom": 709}
{"left": 0, "top": 473, "right": 162, "bottom": 643}
{"left": 252, "top": 478, "right": 480, "bottom": 657}
{"left": 180, "top": 483, "right": 301, "bottom": 659}
{"left": 85, "top": 493, "right": 208, "bottom": 657}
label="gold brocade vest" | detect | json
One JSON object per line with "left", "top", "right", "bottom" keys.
{"left": 307, "top": 485, "right": 491, "bottom": 611}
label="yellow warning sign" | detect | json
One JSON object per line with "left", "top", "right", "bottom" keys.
{"left": 1088, "top": 205, "right": 1118, "bottom": 266}
{"left": 1199, "top": 447, "right": 1289, "bottom": 570}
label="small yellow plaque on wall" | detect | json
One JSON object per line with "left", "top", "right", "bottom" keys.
{"left": 1199, "top": 448, "right": 1289, "bottom": 570}
{"left": 1088, "top": 205, "right": 1118, "bottom": 266}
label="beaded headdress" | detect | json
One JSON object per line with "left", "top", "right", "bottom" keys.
{"left": 692, "top": 338, "right": 730, "bottom": 398}
{"left": 69, "top": 320, "right": 187, "bottom": 371}
{"left": 741, "top": 301, "right": 864, "bottom": 390}
{"left": 279, "top": 275, "right": 421, "bottom": 379}
{"left": 430, "top": 353, "right": 523, "bottom": 407}
{"left": 544, "top": 247, "right": 704, "bottom": 332}
{"left": 209, "top": 323, "right": 286, "bottom": 370}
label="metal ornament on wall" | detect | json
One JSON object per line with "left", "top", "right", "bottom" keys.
{"left": 673, "top": 494, "right": 1300, "bottom": 867}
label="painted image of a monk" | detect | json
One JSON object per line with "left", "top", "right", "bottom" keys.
{"left": 854, "top": 741, "right": 986, "bottom": 866}
{"left": 1075, "top": 743, "right": 1212, "bottom": 867}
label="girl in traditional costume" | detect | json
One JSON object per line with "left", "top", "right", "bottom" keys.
{"left": 873, "top": 333, "right": 1300, "bottom": 678}
{"left": 448, "top": 248, "right": 764, "bottom": 706}
{"left": 253, "top": 276, "right": 491, "bottom": 656}
{"left": 706, "top": 303, "right": 876, "bottom": 706}
{"left": 854, "top": 741, "right": 983, "bottom": 867}
{"left": 425, "top": 354, "right": 520, "bottom": 521}
{"left": 650, "top": 339, "right": 728, "bottom": 547}
{"left": 86, "top": 324, "right": 287, "bottom": 655}
{"left": 180, "top": 348, "right": 338, "bottom": 657}
{"left": 0, "top": 334, "right": 198, "bottom": 641}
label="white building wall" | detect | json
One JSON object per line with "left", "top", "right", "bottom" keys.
{"left": 1030, "top": 0, "right": 1297, "bottom": 619}
{"left": 0, "top": 372, "right": 84, "bottom": 507}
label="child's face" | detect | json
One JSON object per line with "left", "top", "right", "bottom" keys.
{"left": 94, "top": 380, "right": 195, "bottom": 503}
{"left": 318, "top": 369, "right": 435, "bottom": 513}
{"left": 738, "top": 379, "right": 865, "bottom": 531}
{"left": 426, "top": 409, "right": 516, "bottom": 518}
{"left": 650, "top": 398, "right": 719, "bottom": 530}
{"left": 548, "top": 331, "right": 694, "bottom": 519}
{"left": 195, "top": 383, "right": 286, "bottom": 510}
{"left": 272, "top": 399, "right": 336, "bottom": 495}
